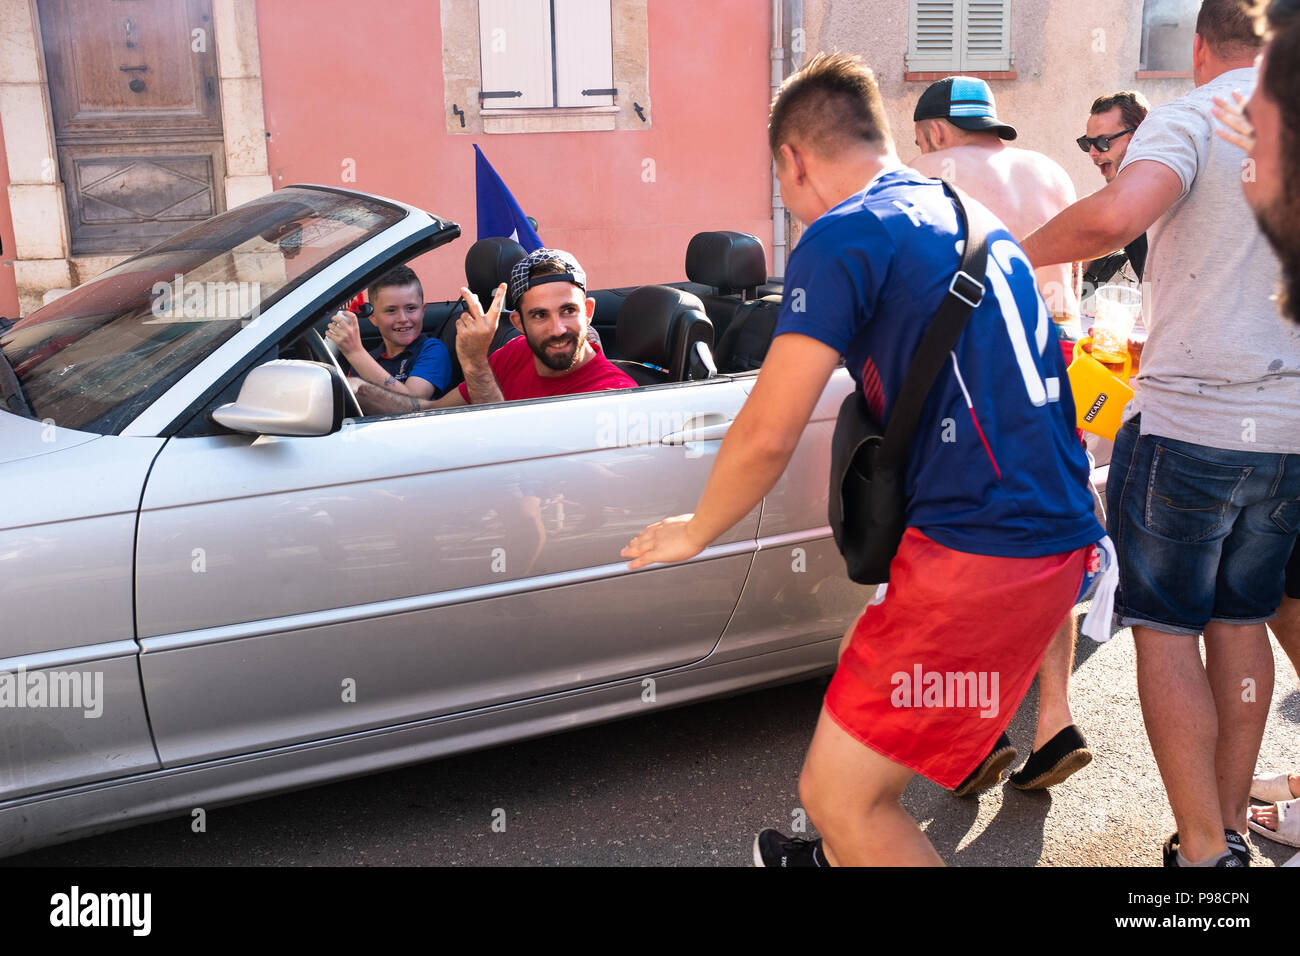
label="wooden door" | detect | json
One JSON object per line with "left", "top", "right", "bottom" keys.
{"left": 38, "top": 0, "right": 226, "bottom": 255}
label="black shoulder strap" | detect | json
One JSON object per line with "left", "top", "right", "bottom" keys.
{"left": 1126, "top": 233, "right": 1147, "bottom": 282}
{"left": 877, "top": 181, "right": 989, "bottom": 468}
{"left": 1083, "top": 252, "right": 1126, "bottom": 289}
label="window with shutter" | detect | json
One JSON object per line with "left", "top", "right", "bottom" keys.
{"left": 553, "top": 0, "right": 615, "bottom": 107}
{"left": 479, "top": 0, "right": 554, "bottom": 109}
{"left": 907, "top": 0, "right": 1012, "bottom": 74}
{"left": 908, "top": 0, "right": 959, "bottom": 72}
{"left": 478, "top": 0, "right": 615, "bottom": 110}
{"left": 961, "top": 0, "right": 1011, "bottom": 71}
{"left": 448, "top": 0, "right": 644, "bottom": 134}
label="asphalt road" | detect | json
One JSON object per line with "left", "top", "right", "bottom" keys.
{"left": 6, "top": 611, "right": 1300, "bottom": 867}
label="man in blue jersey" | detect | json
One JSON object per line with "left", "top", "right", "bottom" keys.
{"left": 622, "top": 52, "right": 1108, "bottom": 866}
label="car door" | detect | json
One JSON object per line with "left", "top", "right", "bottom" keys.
{"left": 134, "top": 377, "right": 758, "bottom": 766}
{"left": 0, "top": 416, "right": 162, "bottom": 802}
{"left": 713, "top": 366, "right": 878, "bottom": 658}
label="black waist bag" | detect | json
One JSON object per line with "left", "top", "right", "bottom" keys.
{"left": 829, "top": 391, "right": 901, "bottom": 584}
{"left": 828, "top": 181, "right": 989, "bottom": 584}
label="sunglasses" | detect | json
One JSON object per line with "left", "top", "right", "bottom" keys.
{"left": 1076, "top": 128, "right": 1136, "bottom": 153}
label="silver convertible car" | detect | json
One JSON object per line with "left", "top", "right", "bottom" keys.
{"left": 0, "top": 186, "right": 871, "bottom": 856}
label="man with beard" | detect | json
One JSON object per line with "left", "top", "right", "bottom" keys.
{"left": 356, "top": 249, "right": 635, "bottom": 414}
{"left": 1022, "top": 0, "right": 1300, "bottom": 867}
{"left": 1212, "top": 0, "right": 1300, "bottom": 858}
{"left": 1216, "top": 0, "right": 1300, "bottom": 317}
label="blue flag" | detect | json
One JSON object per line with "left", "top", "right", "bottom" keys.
{"left": 474, "top": 144, "right": 543, "bottom": 251}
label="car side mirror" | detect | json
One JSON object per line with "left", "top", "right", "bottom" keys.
{"left": 212, "top": 359, "right": 345, "bottom": 436}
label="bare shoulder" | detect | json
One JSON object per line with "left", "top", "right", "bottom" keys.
{"left": 1005, "top": 146, "right": 1076, "bottom": 204}
{"left": 907, "top": 152, "right": 946, "bottom": 178}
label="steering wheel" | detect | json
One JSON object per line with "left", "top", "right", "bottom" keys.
{"left": 301, "top": 325, "right": 363, "bottom": 421}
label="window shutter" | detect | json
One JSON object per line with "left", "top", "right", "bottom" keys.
{"left": 553, "top": 0, "right": 614, "bottom": 107}
{"left": 961, "top": 0, "right": 1012, "bottom": 71}
{"left": 479, "top": 0, "right": 553, "bottom": 109}
{"left": 907, "top": 0, "right": 960, "bottom": 72}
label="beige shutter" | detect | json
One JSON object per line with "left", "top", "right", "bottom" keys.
{"left": 479, "top": 0, "right": 554, "bottom": 109}
{"left": 553, "top": 0, "right": 614, "bottom": 107}
{"left": 907, "top": 0, "right": 960, "bottom": 72}
{"left": 961, "top": 0, "right": 1012, "bottom": 71}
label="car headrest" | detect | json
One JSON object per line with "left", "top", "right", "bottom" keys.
{"left": 685, "top": 231, "right": 767, "bottom": 295}
{"left": 465, "top": 236, "right": 527, "bottom": 307}
{"left": 616, "top": 285, "right": 708, "bottom": 367}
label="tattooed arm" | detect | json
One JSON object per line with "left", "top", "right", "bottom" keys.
{"left": 355, "top": 382, "right": 467, "bottom": 416}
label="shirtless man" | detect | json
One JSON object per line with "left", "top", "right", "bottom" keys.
{"left": 909, "top": 76, "right": 1092, "bottom": 794}
{"left": 911, "top": 77, "right": 1080, "bottom": 325}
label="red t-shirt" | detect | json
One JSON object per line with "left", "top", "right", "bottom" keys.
{"left": 458, "top": 335, "right": 637, "bottom": 403}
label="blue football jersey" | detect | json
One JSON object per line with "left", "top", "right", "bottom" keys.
{"left": 775, "top": 166, "right": 1100, "bottom": 558}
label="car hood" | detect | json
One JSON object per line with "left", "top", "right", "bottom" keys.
{"left": 0, "top": 411, "right": 99, "bottom": 464}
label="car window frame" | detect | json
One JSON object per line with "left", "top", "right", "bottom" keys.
{"left": 149, "top": 218, "right": 458, "bottom": 438}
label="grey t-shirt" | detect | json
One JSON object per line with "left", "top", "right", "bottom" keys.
{"left": 1118, "top": 67, "right": 1300, "bottom": 453}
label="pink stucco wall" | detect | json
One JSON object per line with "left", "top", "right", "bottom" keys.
{"left": 254, "top": 1, "right": 775, "bottom": 300}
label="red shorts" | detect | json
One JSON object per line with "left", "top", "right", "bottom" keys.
{"left": 824, "top": 527, "right": 1088, "bottom": 789}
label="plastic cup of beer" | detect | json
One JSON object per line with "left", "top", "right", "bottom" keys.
{"left": 1127, "top": 321, "right": 1147, "bottom": 379}
{"left": 1092, "top": 285, "right": 1141, "bottom": 365}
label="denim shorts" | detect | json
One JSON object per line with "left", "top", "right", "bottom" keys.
{"left": 1106, "top": 415, "right": 1300, "bottom": 635}
{"left": 1287, "top": 540, "right": 1300, "bottom": 600}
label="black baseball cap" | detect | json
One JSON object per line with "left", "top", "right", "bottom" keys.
{"left": 507, "top": 248, "right": 587, "bottom": 312}
{"left": 913, "top": 76, "right": 1017, "bottom": 141}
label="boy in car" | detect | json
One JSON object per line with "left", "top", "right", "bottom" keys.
{"left": 326, "top": 264, "right": 453, "bottom": 400}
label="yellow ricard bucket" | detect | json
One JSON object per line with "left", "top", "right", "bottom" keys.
{"left": 1067, "top": 337, "right": 1134, "bottom": 441}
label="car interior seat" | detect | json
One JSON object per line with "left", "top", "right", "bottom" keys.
{"left": 685, "top": 231, "right": 767, "bottom": 342}
{"left": 613, "top": 285, "right": 715, "bottom": 386}
{"left": 684, "top": 231, "right": 783, "bottom": 373}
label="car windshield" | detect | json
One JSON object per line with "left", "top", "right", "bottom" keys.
{"left": 0, "top": 187, "right": 405, "bottom": 435}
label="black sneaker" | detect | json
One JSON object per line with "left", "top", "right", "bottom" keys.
{"left": 1223, "top": 829, "right": 1253, "bottom": 866}
{"left": 753, "top": 829, "right": 827, "bottom": 867}
{"left": 1163, "top": 831, "right": 1251, "bottom": 867}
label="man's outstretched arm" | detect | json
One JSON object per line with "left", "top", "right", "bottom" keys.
{"left": 622, "top": 333, "right": 841, "bottom": 569}
{"left": 355, "top": 382, "right": 467, "bottom": 416}
{"left": 1020, "top": 160, "right": 1183, "bottom": 268}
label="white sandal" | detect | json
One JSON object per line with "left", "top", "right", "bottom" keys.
{"left": 1250, "top": 771, "right": 1297, "bottom": 803}
{"left": 1247, "top": 797, "right": 1300, "bottom": 848}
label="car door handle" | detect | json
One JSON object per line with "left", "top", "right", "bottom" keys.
{"left": 660, "top": 419, "right": 733, "bottom": 445}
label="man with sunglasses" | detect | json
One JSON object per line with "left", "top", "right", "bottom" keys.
{"left": 1079, "top": 92, "right": 1151, "bottom": 300}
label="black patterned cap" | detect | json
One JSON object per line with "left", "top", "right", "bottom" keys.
{"left": 507, "top": 248, "right": 587, "bottom": 312}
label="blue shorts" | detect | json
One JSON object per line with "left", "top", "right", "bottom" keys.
{"left": 1106, "top": 416, "right": 1300, "bottom": 635}
{"left": 1287, "top": 539, "right": 1300, "bottom": 600}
